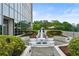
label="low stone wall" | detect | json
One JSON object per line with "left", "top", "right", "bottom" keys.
{"left": 53, "top": 46, "right": 66, "bottom": 56}
{"left": 54, "top": 41, "right": 67, "bottom": 45}
{"left": 53, "top": 36, "right": 70, "bottom": 45}
{"left": 53, "top": 44, "right": 68, "bottom": 56}
{"left": 53, "top": 36, "right": 68, "bottom": 42}
{"left": 21, "top": 46, "right": 31, "bottom": 56}
{"left": 63, "top": 31, "right": 79, "bottom": 37}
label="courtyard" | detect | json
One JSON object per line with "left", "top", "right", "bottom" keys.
{"left": 0, "top": 3, "right": 79, "bottom": 56}
{"left": 20, "top": 28, "right": 79, "bottom": 56}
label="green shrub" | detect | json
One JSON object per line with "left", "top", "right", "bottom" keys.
{"left": 0, "top": 35, "right": 26, "bottom": 56}
{"left": 47, "top": 30, "right": 62, "bottom": 37}
{"left": 25, "top": 30, "right": 37, "bottom": 35}
{"left": 22, "top": 30, "right": 38, "bottom": 38}
{"left": 68, "top": 37, "right": 79, "bottom": 56}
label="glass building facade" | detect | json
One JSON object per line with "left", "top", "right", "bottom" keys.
{"left": 0, "top": 3, "right": 32, "bottom": 35}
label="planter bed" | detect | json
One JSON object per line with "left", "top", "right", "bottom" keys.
{"left": 59, "top": 46, "right": 71, "bottom": 56}
{"left": 58, "top": 36, "right": 79, "bottom": 56}
{"left": 20, "top": 31, "right": 38, "bottom": 38}
{"left": 47, "top": 30, "right": 62, "bottom": 38}
{"left": 20, "top": 34, "right": 37, "bottom": 38}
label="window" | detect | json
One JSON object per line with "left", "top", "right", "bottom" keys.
{"left": 23, "top": 16, "right": 25, "bottom": 21}
{"left": 3, "top": 4, "right": 9, "bottom": 16}
{"left": 18, "top": 4, "right": 21, "bottom": 13}
{"left": 10, "top": 8, "right": 14, "bottom": 18}
{"left": 18, "top": 13, "right": 21, "bottom": 22}
{"left": 20, "top": 4, "right": 22, "bottom": 15}
{"left": 15, "top": 11, "right": 17, "bottom": 19}
{"left": 21, "top": 15, "right": 23, "bottom": 21}
{"left": 14, "top": 4, "right": 18, "bottom": 11}
{"left": 0, "top": 15, "right": 2, "bottom": 25}
{"left": 5, "top": 3, "right": 9, "bottom": 5}
{"left": 0, "top": 15, "right": 2, "bottom": 34}
{"left": 9, "top": 3, "right": 14, "bottom": 8}
{"left": 0, "top": 4, "right": 1, "bottom": 14}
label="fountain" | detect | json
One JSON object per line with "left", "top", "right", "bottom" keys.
{"left": 28, "top": 27, "right": 54, "bottom": 56}
{"left": 22, "top": 28, "right": 68, "bottom": 56}
{"left": 29, "top": 27, "right": 54, "bottom": 46}
{"left": 36, "top": 27, "right": 47, "bottom": 44}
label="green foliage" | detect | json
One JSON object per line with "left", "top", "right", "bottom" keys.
{"left": 22, "top": 30, "right": 38, "bottom": 38}
{"left": 0, "top": 35, "right": 26, "bottom": 56}
{"left": 33, "top": 21, "right": 42, "bottom": 30}
{"left": 25, "top": 30, "right": 38, "bottom": 35}
{"left": 33, "top": 20, "right": 76, "bottom": 31}
{"left": 62, "top": 22, "right": 73, "bottom": 31}
{"left": 15, "top": 20, "right": 31, "bottom": 35}
{"left": 68, "top": 37, "right": 79, "bottom": 56}
{"left": 0, "top": 25, "right": 2, "bottom": 34}
{"left": 47, "top": 30, "right": 62, "bottom": 37}
{"left": 33, "top": 20, "right": 51, "bottom": 30}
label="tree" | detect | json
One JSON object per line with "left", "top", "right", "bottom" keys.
{"left": 33, "top": 20, "right": 77, "bottom": 32}
{"left": 51, "top": 20, "right": 63, "bottom": 30}
{"left": 33, "top": 20, "right": 51, "bottom": 30}
{"left": 33, "top": 21, "right": 42, "bottom": 30}
{"left": 76, "top": 24, "right": 79, "bottom": 32}
{"left": 62, "top": 22, "right": 73, "bottom": 31}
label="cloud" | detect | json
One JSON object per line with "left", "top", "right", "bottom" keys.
{"left": 33, "top": 11, "right": 38, "bottom": 18}
{"left": 33, "top": 7, "right": 79, "bottom": 24}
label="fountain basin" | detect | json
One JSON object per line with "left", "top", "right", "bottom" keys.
{"left": 29, "top": 38, "right": 54, "bottom": 46}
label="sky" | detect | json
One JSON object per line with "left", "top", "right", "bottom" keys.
{"left": 33, "top": 3, "right": 79, "bottom": 24}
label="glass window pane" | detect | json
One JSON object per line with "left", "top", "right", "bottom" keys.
{"left": 3, "top": 4, "right": 9, "bottom": 16}
{"left": 15, "top": 4, "right": 18, "bottom": 11}
{"left": 10, "top": 8, "right": 14, "bottom": 18}
{"left": 0, "top": 15, "right": 2, "bottom": 34}
{"left": 18, "top": 13, "right": 21, "bottom": 21}
{"left": 10, "top": 3, "right": 14, "bottom": 8}
{"left": 18, "top": 4, "right": 21, "bottom": 13}
{"left": 0, "top": 4, "right": 1, "bottom": 14}
{"left": 15, "top": 11, "right": 18, "bottom": 22}
{"left": 20, "top": 4, "right": 22, "bottom": 15}
{"left": 5, "top": 3, "right": 9, "bottom": 5}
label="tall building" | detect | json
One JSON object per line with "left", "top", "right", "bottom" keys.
{"left": 0, "top": 3, "right": 32, "bottom": 35}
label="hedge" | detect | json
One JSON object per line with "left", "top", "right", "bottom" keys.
{"left": 68, "top": 37, "right": 79, "bottom": 56}
{"left": 0, "top": 35, "right": 26, "bottom": 56}
{"left": 22, "top": 30, "right": 38, "bottom": 38}
{"left": 47, "top": 30, "right": 62, "bottom": 37}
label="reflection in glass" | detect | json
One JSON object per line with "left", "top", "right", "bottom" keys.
{"left": 0, "top": 15, "right": 2, "bottom": 34}
{"left": 10, "top": 8, "right": 14, "bottom": 18}
{"left": 3, "top": 4, "right": 9, "bottom": 16}
{"left": 0, "top": 3, "right": 32, "bottom": 35}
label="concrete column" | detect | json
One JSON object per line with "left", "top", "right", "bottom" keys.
{"left": 8, "top": 19, "right": 14, "bottom": 35}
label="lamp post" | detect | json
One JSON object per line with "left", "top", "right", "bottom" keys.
{"left": 72, "top": 23, "right": 75, "bottom": 38}
{"left": 72, "top": 26, "right": 74, "bottom": 38}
